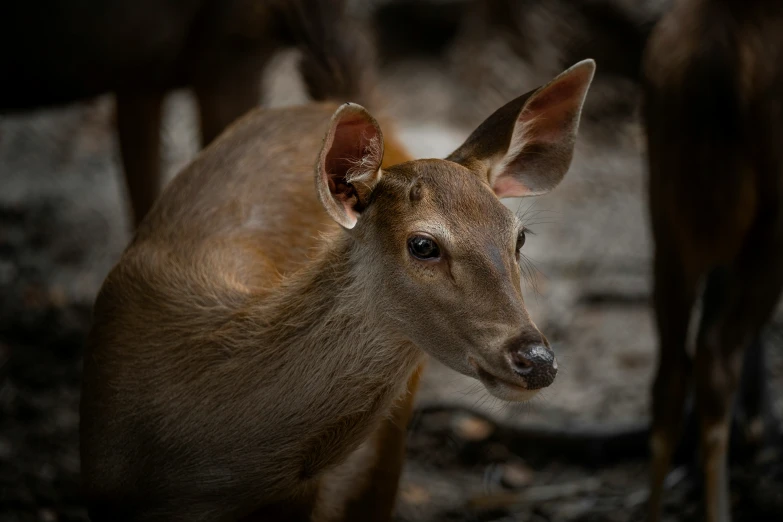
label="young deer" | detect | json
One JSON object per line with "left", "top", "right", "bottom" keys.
{"left": 0, "top": 0, "right": 363, "bottom": 227}
{"left": 644, "top": 1, "right": 783, "bottom": 521}
{"left": 79, "top": 60, "right": 596, "bottom": 521}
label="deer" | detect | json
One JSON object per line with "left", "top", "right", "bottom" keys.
{"left": 79, "top": 56, "right": 596, "bottom": 520}
{"left": 0, "top": 0, "right": 364, "bottom": 228}
{"left": 643, "top": 1, "right": 783, "bottom": 521}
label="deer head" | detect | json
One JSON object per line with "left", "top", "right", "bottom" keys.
{"left": 316, "top": 60, "right": 595, "bottom": 401}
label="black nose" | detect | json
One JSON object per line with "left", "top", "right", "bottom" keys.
{"left": 509, "top": 343, "right": 557, "bottom": 389}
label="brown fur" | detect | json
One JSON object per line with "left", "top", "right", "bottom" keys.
{"left": 80, "top": 61, "right": 595, "bottom": 520}
{"left": 643, "top": 1, "right": 783, "bottom": 521}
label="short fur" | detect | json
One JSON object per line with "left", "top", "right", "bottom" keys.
{"left": 643, "top": 1, "right": 783, "bottom": 521}
{"left": 80, "top": 61, "right": 595, "bottom": 520}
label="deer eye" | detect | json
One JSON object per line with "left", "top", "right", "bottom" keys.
{"left": 408, "top": 235, "right": 441, "bottom": 260}
{"left": 516, "top": 229, "right": 527, "bottom": 254}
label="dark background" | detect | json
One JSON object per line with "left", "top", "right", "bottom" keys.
{"left": 1, "top": 0, "right": 782, "bottom": 521}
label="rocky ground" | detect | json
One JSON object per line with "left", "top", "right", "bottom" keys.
{"left": 2, "top": 1, "right": 783, "bottom": 521}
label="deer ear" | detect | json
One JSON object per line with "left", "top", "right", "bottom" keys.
{"left": 447, "top": 59, "right": 595, "bottom": 198}
{"left": 316, "top": 103, "right": 384, "bottom": 229}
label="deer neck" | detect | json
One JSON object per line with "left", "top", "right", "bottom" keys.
{"left": 233, "top": 232, "right": 422, "bottom": 454}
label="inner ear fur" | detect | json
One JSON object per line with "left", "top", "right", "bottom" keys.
{"left": 316, "top": 103, "right": 384, "bottom": 229}
{"left": 447, "top": 59, "right": 596, "bottom": 198}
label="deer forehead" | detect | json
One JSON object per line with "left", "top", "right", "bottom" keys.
{"left": 380, "top": 160, "right": 518, "bottom": 232}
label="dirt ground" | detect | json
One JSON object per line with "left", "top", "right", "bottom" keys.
{"left": 2, "top": 1, "right": 783, "bottom": 521}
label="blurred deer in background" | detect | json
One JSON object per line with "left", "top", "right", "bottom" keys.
{"left": 79, "top": 55, "right": 596, "bottom": 520}
{"left": 644, "top": 0, "right": 783, "bottom": 521}
{"left": 0, "top": 0, "right": 365, "bottom": 227}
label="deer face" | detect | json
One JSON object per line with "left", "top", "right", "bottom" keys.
{"left": 316, "top": 60, "right": 595, "bottom": 401}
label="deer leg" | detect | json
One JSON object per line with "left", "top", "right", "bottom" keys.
{"left": 648, "top": 248, "right": 698, "bottom": 522}
{"left": 194, "top": 64, "right": 263, "bottom": 147}
{"left": 340, "top": 364, "right": 425, "bottom": 522}
{"left": 693, "top": 267, "right": 737, "bottom": 522}
{"left": 694, "top": 238, "right": 783, "bottom": 522}
{"left": 735, "top": 334, "right": 773, "bottom": 452}
{"left": 115, "top": 90, "right": 165, "bottom": 228}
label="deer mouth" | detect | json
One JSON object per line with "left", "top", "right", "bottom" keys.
{"left": 468, "top": 357, "right": 541, "bottom": 402}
